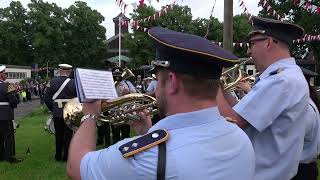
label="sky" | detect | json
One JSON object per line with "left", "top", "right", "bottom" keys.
{"left": 0, "top": 0, "right": 262, "bottom": 38}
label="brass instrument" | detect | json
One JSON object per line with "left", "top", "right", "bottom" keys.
{"left": 114, "top": 67, "right": 135, "bottom": 87}
{"left": 221, "top": 58, "right": 250, "bottom": 90}
{"left": 220, "top": 63, "right": 244, "bottom": 90}
{"left": 63, "top": 93, "right": 158, "bottom": 131}
{"left": 220, "top": 58, "right": 259, "bottom": 91}
{"left": 227, "top": 72, "right": 260, "bottom": 92}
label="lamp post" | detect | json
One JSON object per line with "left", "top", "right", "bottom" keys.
{"left": 46, "top": 61, "right": 49, "bottom": 78}
{"left": 118, "top": 15, "right": 122, "bottom": 67}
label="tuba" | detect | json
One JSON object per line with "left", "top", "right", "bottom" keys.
{"left": 63, "top": 93, "right": 158, "bottom": 131}
{"left": 114, "top": 67, "right": 135, "bottom": 87}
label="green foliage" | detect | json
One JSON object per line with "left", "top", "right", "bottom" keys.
{"left": 125, "top": 4, "right": 220, "bottom": 68}
{"left": 0, "top": 0, "right": 107, "bottom": 70}
{"left": 157, "top": 5, "right": 194, "bottom": 33}
{"left": 0, "top": 1, "right": 32, "bottom": 65}
{"left": 124, "top": 4, "right": 254, "bottom": 67}
{"left": 258, "top": 0, "right": 320, "bottom": 60}
{"left": 124, "top": 5, "right": 157, "bottom": 67}
{"left": 27, "top": 0, "right": 66, "bottom": 67}
{"left": 64, "top": 1, "right": 107, "bottom": 68}
{"left": 233, "top": 14, "right": 251, "bottom": 57}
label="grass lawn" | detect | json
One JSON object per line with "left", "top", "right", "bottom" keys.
{"left": 0, "top": 106, "right": 68, "bottom": 180}
{"left": 1, "top": 105, "right": 320, "bottom": 180}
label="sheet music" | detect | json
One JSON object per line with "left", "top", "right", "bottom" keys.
{"left": 75, "top": 68, "right": 118, "bottom": 102}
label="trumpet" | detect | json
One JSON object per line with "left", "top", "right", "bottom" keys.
{"left": 63, "top": 93, "right": 158, "bottom": 131}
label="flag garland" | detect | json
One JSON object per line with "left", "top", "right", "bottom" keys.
{"left": 119, "top": 3, "right": 175, "bottom": 32}
{"left": 236, "top": 0, "right": 320, "bottom": 45}
{"left": 292, "top": 0, "right": 320, "bottom": 15}
{"left": 259, "top": 0, "right": 284, "bottom": 20}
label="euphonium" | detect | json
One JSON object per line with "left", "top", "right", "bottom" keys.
{"left": 63, "top": 93, "right": 158, "bottom": 131}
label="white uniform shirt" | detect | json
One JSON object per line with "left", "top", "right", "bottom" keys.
{"left": 234, "top": 58, "right": 309, "bottom": 180}
{"left": 116, "top": 80, "right": 136, "bottom": 96}
{"left": 146, "top": 80, "right": 157, "bottom": 93}
{"left": 80, "top": 107, "right": 255, "bottom": 180}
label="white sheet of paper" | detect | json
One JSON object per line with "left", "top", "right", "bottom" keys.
{"left": 76, "top": 68, "right": 118, "bottom": 102}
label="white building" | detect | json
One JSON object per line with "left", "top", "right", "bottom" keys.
{"left": 4, "top": 64, "right": 31, "bottom": 83}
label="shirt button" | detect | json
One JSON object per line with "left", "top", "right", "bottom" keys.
{"left": 152, "top": 133, "right": 159, "bottom": 139}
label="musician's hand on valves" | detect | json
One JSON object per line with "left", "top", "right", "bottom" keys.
{"left": 127, "top": 109, "right": 152, "bottom": 135}
{"left": 236, "top": 81, "right": 252, "bottom": 93}
{"left": 83, "top": 100, "right": 101, "bottom": 117}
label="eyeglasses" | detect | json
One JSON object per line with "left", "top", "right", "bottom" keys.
{"left": 248, "top": 37, "right": 279, "bottom": 48}
{"left": 248, "top": 38, "right": 268, "bottom": 48}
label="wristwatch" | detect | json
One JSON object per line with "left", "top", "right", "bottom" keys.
{"left": 80, "top": 114, "right": 97, "bottom": 123}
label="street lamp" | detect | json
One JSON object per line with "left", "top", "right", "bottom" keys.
{"left": 46, "top": 61, "right": 49, "bottom": 78}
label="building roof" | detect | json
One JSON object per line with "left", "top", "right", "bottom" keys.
{"left": 106, "top": 33, "right": 126, "bottom": 43}
{"left": 113, "top": 13, "right": 130, "bottom": 21}
{"left": 3, "top": 64, "right": 31, "bottom": 69}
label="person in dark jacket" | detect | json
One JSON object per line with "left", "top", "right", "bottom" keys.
{"left": 44, "top": 64, "right": 77, "bottom": 161}
{"left": 0, "top": 65, "right": 21, "bottom": 163}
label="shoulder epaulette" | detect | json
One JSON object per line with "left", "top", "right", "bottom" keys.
{"left": 7, "top": 83, "right": 16, "bottom": 93}
{"left": 119, "top": 129, "right": 169, "bottom": 158}
{"left": 269, "top": 68, "right": 283, "bottom": 76}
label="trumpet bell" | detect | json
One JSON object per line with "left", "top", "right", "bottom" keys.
{"left": 63, "top": 98, "right": 83, "bottom": 131}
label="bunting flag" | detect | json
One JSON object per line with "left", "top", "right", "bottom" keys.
{"left": 118, "top": 3, "right": 175, "bottom": 33}
{"left": 238, "top": 0, "right": 252, "bottom": 19}
{"left": 259, "top": 0, "right": 283, "bottom": 20}
{"left": 293, "top": 34, "right": 320, "bottom": 43}
{"left": 31, "top": 67, "right": 53, "bottom": 72}
{"left": 212, "top": 41, "right": 250, "bottom": 48}
{"left": 211, "top": 33, "right": 320, "bottom": 49}
{"left": 115, "top": 0, "right": 139, "bottom": 13}
{"left": 292, "top": 0, "right": 320, "bottom": 15}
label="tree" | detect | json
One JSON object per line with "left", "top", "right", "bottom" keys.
{"left": 124, "top": 5, "right": 156, "bottom": 68}
{"left": 0, "top": 1, "right": 32, "bottom": 65}
{"left": 192, "top": 17, "right": 223, "bottom": 42}
{"left": 64, "top": 1, "right": 107, "bottom": 68}
{"left": 27, "top": 0, "right": 66, "bottom": 67}
{"left": 233, "top": 14, "right": 251, "bottom": 57}
{"left": 124, "top": 4, "right": 196, "bottom": 68}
